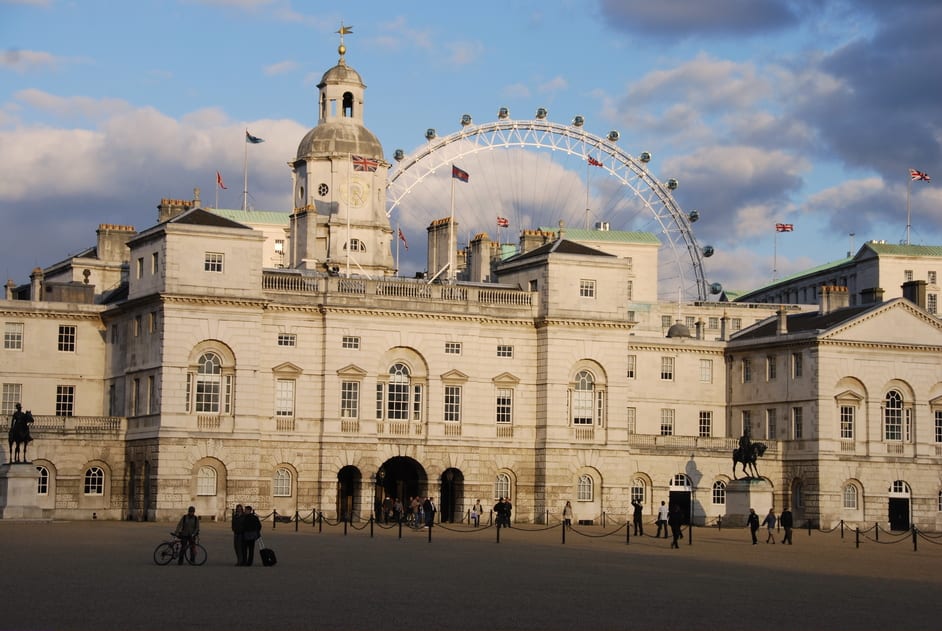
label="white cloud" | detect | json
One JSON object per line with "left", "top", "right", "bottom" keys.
{"left": 1, "top": 49, "right": 69, "bottom": 73}
{"left": 264, "top": 60, "right": 298, "bottom": 76}
{"left": 538, "top": 76, "right": 568, "bottom": 94}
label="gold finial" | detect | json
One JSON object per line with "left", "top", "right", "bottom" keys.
{"left": 337, "top": 22, "right": 352, "bottom": 60}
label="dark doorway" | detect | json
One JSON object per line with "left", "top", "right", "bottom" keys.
{"left": 669, "top": 491, "right": 691, "bottom": 525}
{"left": 439, "top": 468, "right": 464, "bottom": 522}
{"left": 376, "top": 457, "right": 427, "bottom": 510}
{"left": 337, "top": 466, "right": 361, "bottom": 521}
{"left": 888, "top": 498, "right": 910, "bottom": 531}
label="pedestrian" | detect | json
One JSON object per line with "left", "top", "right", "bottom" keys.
{"left": 410, "top": 496, "right": 422, "bottom": 528}
{"left": 423, "top": 496, "right": 436, "bottom": 528}
{"left": 471, "top": 499, "right": 483, "bottom": 527}
{"left": 762, "top": 508, "right": 777, "bottom": 543}
{"left": 562, "top": 500, "right": 573, "bottom": 528}
{"left": 174, "top": 506, "right": 200, "bottom": 565}
{"left": 631, "top": 499, "right": 644, "bottom": 536}
{"left": 668, "top": 504, "right": 683, "bottom": 548}
{"left": 503, "top": 497, "right": 513, "bottom": 527}
{"left": 656, "top": 501, "right": 669, "bottom": 538}
{"left": 241, "top": 505, "right": 262, "bottom": 565}
{"left": 780, "top": 507, "right": 794, "bottom": 544}
{"left": 393, "top": 498, "right": 403, "bottom": 523}
{"left": 747, "top": 508, "right": 760, "bottom": 545}
{"left": 231, "top": 504, "right": 245, "bottom": 566}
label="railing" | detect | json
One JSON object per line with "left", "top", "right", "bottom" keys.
{"left": 571, "top": 427, "right": 595, "bottom": 441}
{"left": 31, "top": 416, "right": 123, "bottom": 434}
{"left": 444, "top": 422, "right": 462, "bottom": 437}
{"left": 496, "top": 424, "right": 513, "bottom": 438}
{"left": 341, "top": 419, "right": 360, "bottom": 433}
{"left": 197, "top": 415, "right": 220, "bottom": 429}
{"left": 627, "top": 435, "right": 742, "bottom": 451}
{"left": 276, "top": 417, "right": 295, "bottom": 431}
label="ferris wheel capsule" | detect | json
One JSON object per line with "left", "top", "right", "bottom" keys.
{"left": 572, "top": 115, "right": 585, "bottom": 127}
{"left": 461, "top": 114, "right": 473, "bottom": 127}
{"left": 702, "top": 245, "right": 714, "bottom": 257}
{"left": 498, "top": 107, "right": 509, "bottom": 119}
{"left": 710, "top": 282, "right": 723, "bottom": 295}
{"left": 667, "top": 178, "right": 679, "bottom": 190}
{"left": 394, "top": 149, "right": 404, "bottom": 162}
{"left": 688, "top": 210, "right": 699, "bottom": 222}
{"left": 535, "top": 107, "right": 548, "bottom": 119}
{"left": 425, "top": 128, "right": 437, "bottom": 141}
{"left": 639, "top": 151, "right": 652, "bottom": 163}
{"left": 608, "top": 130, "right": 620, "bottom": 141}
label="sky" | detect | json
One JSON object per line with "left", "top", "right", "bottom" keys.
{"left": 1, "top": 0, "right": 940, "bottom": 296}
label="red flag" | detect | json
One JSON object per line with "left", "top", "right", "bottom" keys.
{"left": 452, "top": 165, "right": 469, "bottom": 182}
{"left": 216, "top": 171, "right": 227, "bottom": 190}
{"left": 775, "top": 223, "right": 794, "bottom": 232}
{"left": 497, "top": 216, "right": 509, "bottom": 228}
{"left": 587, "top": 156, "right": 603, "bottom": 167}
{"left": 398, "top": 228, "right": 409, "bottom": 250}
{"left": 352, "top": 155, "right": 379, "bottom": 172}
{"left": 910, "top": 168, "right": 931, "bottom": 182}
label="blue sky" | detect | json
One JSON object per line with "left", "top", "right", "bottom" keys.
{"left": 1, "top": 0, "right": 940, "bottom": 294}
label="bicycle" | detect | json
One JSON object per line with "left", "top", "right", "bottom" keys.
{"left": 153, "top": 532, "right": 208, "bottom": 566}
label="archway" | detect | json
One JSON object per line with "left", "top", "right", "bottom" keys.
{"left": 337, "top": 465, "right": 361, "bottom": 521}
{"left": 375, "top": 457, "right": 427, "bottom": 514}
{"left": 439, "top": 468, "right": 465, "bottom": 523}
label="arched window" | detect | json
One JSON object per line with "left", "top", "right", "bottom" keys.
{"left": 577, "top": 474, "right": 594, "bottom": 501}
{"left": 494, "top": 473, "right": 511, "bottom": 500}
{"left": 671, "top": 473, "right": 691, "bottom": 489}
{"left": 387, "top": 363, "right": 411, "bottom": 420}
{"left": 197, "top": 466, "right": 217, "bottom": 496}
{"left": 572, "top": 370, "right": 595, "bottom": 425}
{"left": 196, "top": 352, "right": 222, "bottom": 413}
{"left": 84, "top": 467, "right": 104, "bottom": 495}
{"left": 36, "top": 465, "right": 49, "bottom": 496}
{"left": 344, "top": 239, "right": 365, "bottom": 252}
{"left": 273, "top": 468, "right": 292, "bottom": 497}
{"left": 630, "top": 478, "right": 645, "bottom": 504}
{"left": 712, "top": 481, "right": 727, "bottom": 505}
{"left": 884, "top": 390, "right": 903, "bottom": 441}
{"left": 342, "top": 91, "right": 354, "bottom": 117}
{"left": 842, "top": 485, "right": 858, "bottom": 509}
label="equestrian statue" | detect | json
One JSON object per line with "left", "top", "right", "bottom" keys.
{"left": 8, "top": 402, "right": 35, "bottom": 463}
{"left": 732, "top": 426, "right": 767, "bottom": 479}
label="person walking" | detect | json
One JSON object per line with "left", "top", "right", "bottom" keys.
{"left": 231, "top": 504, "right": 245, "bottom": 566}
{"left": 656, "top": 501, "right": 669, "bottom": 538}
{"left": 562, "top": 500, "right": 573, "bottom": 528}
{"left": 762, "top": 508, "right": 777, "bottom": 543}
{"left": 471, "top": 499, "right": 483, "bottom": 527}
{"left": 241, "top": 505, "right": 262, "bottom": 566}
{"left": 631, "top": 499, "right": 644, "bottom": 536}
{"left": 780, "top": 507, "right": 794, "bottom": 544}
{"left": 747, "top": 508, "right": 760, "bottom": 545}
{"left": 422, "top": 496, "right": 436, "bottom": 528}
{"left": 174, "top": 506, "right": 200, "bottom": 565}
{"left": 668, "top": 505, "right": 683, "bottom": 549}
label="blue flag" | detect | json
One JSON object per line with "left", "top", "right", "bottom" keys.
{"left": 245, "top": 131, "right": 265, "bottom": 144}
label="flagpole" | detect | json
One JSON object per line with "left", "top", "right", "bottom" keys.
{"left": 906, "top": 170, "right": 911, "bottom": 245}
{"left": 215, "top": 176, "right": 219, "bottom": 210}
{"left": 346, "top": 158, "right": 351, "bottom": 277}
{"left": 449, "top": 173, "right": 456, "bottom": 282}
{"left": 585, "top": 157, "right": 591, "bottom": 229}
{"left": 242, "top": 130, "right": 249, "bottom": 211}
{"left": 773, "top": 228, "right": 778, "bottom": 282}
{"left": 395, "top": 222, "right": 400, "bottom": 275}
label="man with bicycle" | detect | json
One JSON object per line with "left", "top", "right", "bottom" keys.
{"left": 174, "top": 506, "right": 200, "bottom": 565}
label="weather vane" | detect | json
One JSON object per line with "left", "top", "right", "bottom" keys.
{"left": 337, "top": 21, "right": 353, "bottom": 60}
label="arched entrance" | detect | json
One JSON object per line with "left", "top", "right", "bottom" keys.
{"left": 439, "top": 468, "right": 465, "bottom": 522}
{"left": 669, "top": 473, "right": 692, "bottom": 525}
{"left": 888, "top": 480, "right": 911, "bottom": 531}
{"left": 375, "top": 457, "right": 427, "bottom": 514}
{"left": 337, "top": 465, "right": 361, "bottom": 521}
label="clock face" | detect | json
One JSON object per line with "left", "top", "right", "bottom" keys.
{"left": 318, "top": 183, "right": 329, "bottom": 197}
{"left": 341, "top": 179, "right": 368, "bottom": 208}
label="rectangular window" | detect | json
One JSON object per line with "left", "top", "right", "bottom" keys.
{"left": 731, "top": 318, "right": 742, "bottom": 331}
{"left": 742, "top": 410, "right": 752, "bottom": 436}
{"left": 625, "top": 257, "right": 633, "bottom": 271}
{"left": 742, "top": 358, "right": 752, "bottom": 383}
{"left": 152, "top": 252, "right": 159, "bottom": 275}
{"left": 698, "top": 411, "right": 712, "bottom": 437}
{"left": 627, "top": 310, "right": 636, "bottom": 322}
{"left": 444, "top": 385, "right": 462, "bottom": 422}
{"left": 56, "top": 385, "right": 75, "bottom": 416}
{"left": 412, "top": 385, "right": 422, "bottom": 421}
{"left": 342, "top": 336, "right": 360, "bottom": 350}
{"left": 685, "top": 316, "right": 696, "bottom": 328}
{"left": 147, "top": 375, "right": 156, "bottom": 414}
{"left": 660, "top": 408, "right": 675, "bottom": 436}
{"left": 277, "top": 333, "right": 297, "bottom": 347}
{"left": 133, "top": 315, "right": 141, "bottom": 337}
{"left": 274, "top": 239, "right": 285, "bottom": 254}
{"left": 708, "top": 317, "right": 719, "bottom": 330}
{"left": 699, "top": 359, "right": 713, "bottom": 383}
{"left": 275, "top": 379, "right": 294, "bottom": 417}
{"left": 4, "top": 322, "right": 23, "bottom": 350}
{"left": 626, "top": 355, "right": 637, "bottom": 379}
{"left": 929, "top": 270, "right": 937, "bottom": 285}
{"left": 445, "top": 342, "right": 462, "bottom": 355}
{"left": 57, "top": 325, "right": 76, "bottom": 352}
{"left": 792, "top": 407, "right": 803, "bottom": 439}
{"left": 496, "top": 388, "right": 513, "bottom": 424}
{"left": 375, "top": 384, "right": 383, "bottom": 420}
{"left": 766, "top": 356, "right": 777, "bottom": 381}
{"left": 660, "top": 356, "right": 674, "bottom": 381}
{"left": 496, "top": 345, "right": 513, "bottom": 358}
{"left": 204, "top": 252, "right": 224, "bottom": 272}
{"left": 148, "top": 312, "right": 157, "bottom": 334}
{"left": 131, "top": 378, "right": 141, "bottom": 416}
{"left": 904, "top": 269, "right": 914, "bottom": 282}
{"left": 626, "top": 280, "right": 633, "bottom": 301}
{"left": 840, "top": 405, "right": 855, "bottom": 439}
{"left": 928, "top": 294, "right": 938, "bottom": 315}
{"left": 2, "top": 383, "right": 22, "bottom": 415}
{"left": 792, "top": 352, "right": 803, "bottom": 378}
{"left": 626, "top": 407, "right": 636, "bottom": 434}
{"left": 136, "top": 257, "right": 144, "bottom": 279}
{"left": 661, "top": 315, "right": 672, "bottom": 328}
{"left": 935, "top": 410, "right": 942, "bottom": 443}
{"left": 341, "top": 381, "right": 360, "bottom": 418}
{"left": 579, "top": 280, "right": 596, "bottom": 298}
{"left": 766, "top": 409, "right": 777, "bottom": 439}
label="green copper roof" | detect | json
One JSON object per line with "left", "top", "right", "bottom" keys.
{"left": 863, "top": 242, "right": 942, "bottom": 257}
{"left": 211, "top": 208, "right": 290, "bottom": 225}
{"left": 538, "top": 227, "right": 661, "bottom": 244}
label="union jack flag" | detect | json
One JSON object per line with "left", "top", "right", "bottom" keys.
{"left": 497, "top": 216, "right": 509, "bottom": 228}
{"left": 352, "top": 155, "right": 379, "bottom": 172}
{"left": 910, "top": 168, "right": 931, "bottom": 182}
{"left": 587, "top": 156, "right": 603, "bottom": 167}
{"left": 775, "top": 223, "right": 794, "bottom": 232}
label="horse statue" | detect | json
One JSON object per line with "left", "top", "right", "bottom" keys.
{"left": 732, "top": 442, "right": 767, "bottom": 479}
{"left": 8, "top": 406, "right": 35, "bottom": 463}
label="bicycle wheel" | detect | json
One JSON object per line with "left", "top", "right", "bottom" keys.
{"left": 153, "top": 542, "right": 175, "bottom": 565}
{"left": 186, "top": 543, "right": 208, "bottom": 566}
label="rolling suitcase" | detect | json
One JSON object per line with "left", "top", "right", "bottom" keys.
{"left": 257, "top": 538, "right": 277, "bottom": 566}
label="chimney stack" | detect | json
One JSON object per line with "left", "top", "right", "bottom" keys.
{"left": 819, "top": 285, "right": 849, "bottom": 315}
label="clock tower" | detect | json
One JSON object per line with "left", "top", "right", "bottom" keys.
{"left": 289, "top": 31, "right": 395, "bottom": 276}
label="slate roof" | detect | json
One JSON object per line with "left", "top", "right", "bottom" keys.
{"left": 168, "top": 207, "right": 253, "bottom": 229}
{"left": 731, "top": 304, "right": 874, "bottom": 341}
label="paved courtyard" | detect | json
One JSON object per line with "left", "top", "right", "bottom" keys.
{"left": 0, "top": 518, "right": 939, "bottom": 630}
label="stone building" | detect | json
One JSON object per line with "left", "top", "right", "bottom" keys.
{"left": 2, "top": 42, "right": 941, "bottom": 531}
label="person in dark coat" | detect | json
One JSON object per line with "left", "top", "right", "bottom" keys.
{"left": 231, "top": 504, "right": 245, "bottom": 566}
{"left": 422, "top": 497, "right": 436, "bottom": 528}
{"left": 780, "top": 507, "right": 794, "bottom": 544}
{"left": 668, "top": 505, "right": 683, "bottom": 549}
{"left": 241, "top": 505, "right": 262, "bottom": 565}
{"left": 747, "top": 508, "right": 760, "bottom": 545}
{"left": 631, "top": 499, "right": 644, "bottom": 536}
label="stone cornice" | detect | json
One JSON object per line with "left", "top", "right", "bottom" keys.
{"left": 628, "top": 343, "right": 725, "bottom": 355}
{"left": 0, "top": 306, "right": 103, "bottom": 321}
{"left": 159, "top": 294, "right": 269, "bottom": 309}
{"left": 536, "top": 318, "right": 634, "bottom": 330}
{"left": 312, "top": 304, "right": 535, "bottom": 327}
{"left": 817, "top": 338, "right": 942, "bottom": 353}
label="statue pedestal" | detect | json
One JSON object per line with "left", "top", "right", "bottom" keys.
{"left": 724, "top": 478, "right": 773, "bottom": 527}
{"left": 0, "top": 463, "right": 44, "bottom": 520}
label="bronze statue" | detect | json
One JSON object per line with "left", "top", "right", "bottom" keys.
{"left": 8, "top": 403, "right": 34, "bottom": 463}
{"left": 732, "top": 430, "right": 766, "bottom": 479}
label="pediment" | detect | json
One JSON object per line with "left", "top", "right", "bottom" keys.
{"left": 834, "top": 390, "right": 864, "bottom": 403}
{"left": 337, "top": 364, "right": 368, "bottom": 378}
{"left": 492, "top": 372, "right": 520, "bottom": 386}
{"left": 440, "top": 369, "right": 469, "bottom": 383}
{"left": 272, "top": 362, "right": 303, "bottom": 376}
{"left": 822, "top": 300, "right": 942, "bottom": 346}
